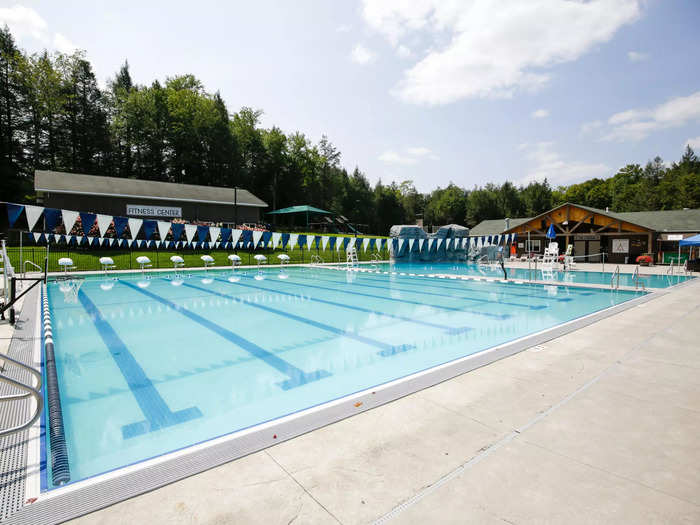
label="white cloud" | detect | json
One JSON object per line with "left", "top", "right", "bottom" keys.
{"left": 598, "top": 91, "right": 700, "bottom": 141}
{"left": 0, "top": 5, "right": 78, "bottom": 53}
{"left": 520, "top": 142, "right": 610, "bottom": 185}
{"left": 336, "top": 24, "right": 352, "bottom": 33}
{"left": 379, "top": 146, "right": 438, "bottom": 165}
{"left": 350, "top": 44, "right": 377, "bottom": 65}
{"left": 686, "top": 136, "right": 700, "bottom": 150}
{"left": 396, "top": 45, "right": 412, "bottom": 58}
{"left": 627, "top": 50, "right": 648, "bottom": 62}
{"left": 361, "top": 0, "right": 641, "bottom": 105}
{"left": 53, "top": 33, "right": 77, "bottom": 54}
{"left": 531, "top": 109, "right": 549, "bottom": 119}
{"left": 0, "top": 5, "right": 47, "bottom": 40}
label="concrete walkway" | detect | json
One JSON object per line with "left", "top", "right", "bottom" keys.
{"left": 68, "top": 278, "right": 700, "bottom": 524}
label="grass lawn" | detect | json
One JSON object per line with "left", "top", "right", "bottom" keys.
{"left": 5, "top": 243, "right": 390, "bottom": 273}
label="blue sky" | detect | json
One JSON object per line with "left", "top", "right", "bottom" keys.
{"left": 2, "top": 0, "right": 699, "bottom": 192}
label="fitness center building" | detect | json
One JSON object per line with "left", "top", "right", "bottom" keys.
{"left": 34, "top": 170, "right": 267, "bottom": 226}
{"left": 470, "top": 202, "right": 700, "bottom": 264}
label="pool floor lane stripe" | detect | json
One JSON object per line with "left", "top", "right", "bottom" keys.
{"left": 179, "top": 281, "right": 414, "bottom": 355}
{"left": 77, "top": 289, "right": 202, "bottom": 439}
{"left": 290, "top": 272, "right": 549, "bottom": 311}
{"left": 121, "top": 281, "right": 330, "bottom": 391}
{"left": 325, "top": 267, "right": 594, "bottom": 299}
{"left": 215, "top": 276, "right": 472, "bottom": 335}
{"left": 237, "top": 272, "right": 511, "bottom": 320}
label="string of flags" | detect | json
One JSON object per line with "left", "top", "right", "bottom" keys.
{"left": 4, "top": 201, "right": 515, "bottom": 252}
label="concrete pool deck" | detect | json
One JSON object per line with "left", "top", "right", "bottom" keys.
{"left": 49, "top": 275, "right": 700, "bottom": 524}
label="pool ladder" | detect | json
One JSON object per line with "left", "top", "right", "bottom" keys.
{"left": 632, "top": 266, "right": 646, "bottom": 291}
{"left": 611, "top": 265, "right": 620, "bottom": 290}
{"left": 0, "top": 354, "right": 43, "bottom": 438}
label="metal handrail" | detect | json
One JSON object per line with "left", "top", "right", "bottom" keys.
{"left": 0, "top": 354, "right": 43, "bottom": 438}
{"left": 310, "top": 255, "right": 324, "bottom": 265}
{"left": 611, "top": 265, "right": 620, "bottom": 290}
{"left": 23, "top": 259, "right": 43, "bottom": 277}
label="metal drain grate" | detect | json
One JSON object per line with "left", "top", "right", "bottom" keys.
{"left": 0, "top": 286, "right": 39, "bottom": 521}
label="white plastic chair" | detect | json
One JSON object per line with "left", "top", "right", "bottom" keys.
{"left": 58, "top": 257, "right": 75, "bottom": 273}
{"left": 200, "top": 255, "right": 215, "bottom": 268}
{"left": 136, "top": 256, "right": 152, "bottom": 272}
{"left": 254, "top": 254, "right": 267, "bottom": 266}
{"left": 170, "top": 255, "right": 184, "bottom": 269}
{"left": 277, "top": 254, "right": 290, "bottom": 265}
{"left": 228, "top": 254, "right": 242, "bottom": 268}
{"left": 99, "top": 256, "right": 116, "bottom": 272}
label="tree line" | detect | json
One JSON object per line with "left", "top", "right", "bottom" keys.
{"left": 1, "top": 26, "right": 699, "bottom": 234}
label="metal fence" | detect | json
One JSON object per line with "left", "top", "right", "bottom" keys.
{"left": 4, "top": 241, "right": 390, "bottom": 274}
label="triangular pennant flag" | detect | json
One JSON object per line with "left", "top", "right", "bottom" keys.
{"left": 321, "top": 236, "right": 329, "bottom": 251}
{"left": 306, "top": 235, "right": 314, "bottom": 250}
{"left": 157, "top": 221, "right": 171, "bottom": 241}
{"left": 102, "top": 237, "right": 110, "bottom": 246}
{"left": 363, "top": 238, "right": 370, "bottom": 252}
{"left": 53, "top": 234, "right": 60, "bottom": 243}
{"left": 33, "top": 232, "right": 42, "bottom": 243}
{"left": 438, "top": 238, "right": 446, "bottom": 250}
{"left": 336, "top": 236, "right": 344, "bottom": 251}
{"left": 128, "top": 218, "right": 143, "bottom": 239}
{"left": 62, "top": 210, "right": 79, "bottom": 234}
{"left": 252, "top": 230, "right": 263, "bottom": 249}
{"left": 214, "top": 242, "right": 219, "bottom": 249}
{"left": 79, "top": 212, "right": 96, "bottom": 235}
{"left": 185, "top": 224, "right": 197, "bottom": 243}
{"left": 209, "top": 227, "right": 221, "bottom": 243}
{"left": 6, "top": 204, "right": 24, "bottom": 228}
{"left": 408, "top": 238, "right": 415, "bottom": 252}
{"left": 418, "top": 239, "right": 425, "bottom": 251}
{"left": 431, "top": 238, "right": 439, "bottom": 250}
{"left": 25, "top": 205, "right": 44, "bottom": 231}
{"left": 289, "top": 233, "right": 299, "bottom": 249}
{"left": 494, "top": 235, "right": 501, "bottom": 245}
{"left": 230, "top": 229, "right": 243, "bottom": 247}
{"left": 127, "top": 239, "right": 134, "bottom": 247}
{"left": 397, "top": 238, "right": 405, "bottom": 254}
{"left": 96, "top": 214, "right": 112, "bottom": 236}
{"left": 271, "top": 232, "right": 281, "bottom": 249}
{"left": 113, "top": 216, "right": 129, "bottom": 237}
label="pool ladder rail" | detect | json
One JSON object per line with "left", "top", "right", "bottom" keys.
{"left": 632, "top": 266, "right": 646, "bottom": 291}
{"left": 611, "top": 265, "right": 620, "bottom": 290}
{"left": 310, "top": 254, "right": 324, "bottom": 266}
{"left": 0, "top": 353, "right": 43, "bottom": 438}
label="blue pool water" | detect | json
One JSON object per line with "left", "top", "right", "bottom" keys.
{"left": 377, "top": 262, "right": 691, "bottom": 288}
{"left": 45, "top": 266, "right": 643, "bottom": 486}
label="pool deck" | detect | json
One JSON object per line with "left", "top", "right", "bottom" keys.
{"left": 45, "top": 272, "right": 700, "bottom": 524}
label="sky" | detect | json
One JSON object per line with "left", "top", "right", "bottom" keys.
{"left": 1, "top": 0, "right": 699, "bottom": 193}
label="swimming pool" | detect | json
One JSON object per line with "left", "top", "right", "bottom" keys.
{"left": 44, "top": 265, "right": 644, "bottom": 487}
{"left": 376, "top": 261, "right": 691, "bottom": 288}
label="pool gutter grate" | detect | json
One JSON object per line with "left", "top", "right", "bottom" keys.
{"left": 0, "top": 286, "right": 39, "bottom": 521}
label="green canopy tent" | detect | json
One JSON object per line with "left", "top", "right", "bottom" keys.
{"left": 266, "top": 205, "right": 334, "bottom": 229}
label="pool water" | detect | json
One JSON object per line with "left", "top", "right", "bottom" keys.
{"left": 45, "top": 266, "right": 643, "bottom": 486}
{"left": 378, "top": 262, "right": 692, "bottom": 288}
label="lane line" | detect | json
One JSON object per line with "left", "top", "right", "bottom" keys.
{"left": 121, "top": 281, "right": 330, "bottom": 391}
{"left": 77, "top": 289, "right": 202, "bottom": 439}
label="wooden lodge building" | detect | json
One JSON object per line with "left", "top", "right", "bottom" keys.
{"left": 470, "top": 203, "right": 700, "bottom": 264}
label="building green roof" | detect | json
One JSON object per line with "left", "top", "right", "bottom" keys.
{"left": 611, "top": 209, "right": 700, "bottom": 232}
{"left": 266, "top": 205, "right": 333, "bottom": 215}
{"left": 35, "top": 170, "right": 268, "bottom": 207}
{"left": 469, "top": 217, "right": 530, "bottom": 236}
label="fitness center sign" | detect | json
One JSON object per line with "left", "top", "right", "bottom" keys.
{"left": 126, "top": 204, "right": 182, "bottom": 218}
